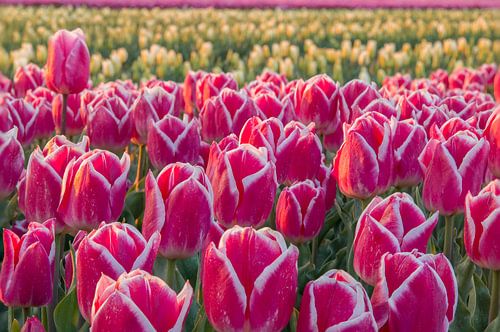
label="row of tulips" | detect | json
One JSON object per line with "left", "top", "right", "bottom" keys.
{"left": 0, "top": 27, "right": 500, "bottom": 332}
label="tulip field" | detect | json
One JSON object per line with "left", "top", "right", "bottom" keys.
{"left": 0, "top": 4, "right": 500, "bottom": 332}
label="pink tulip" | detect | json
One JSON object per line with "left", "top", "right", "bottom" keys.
{"left": 484, "top": 107, "right": 500, "bottom": 178}
{"left": 276, "top": 121, "right": 322, "bottom": 185}
{"left": 76, "top": 222, "right": 160, "bottom": 321}
{"left": 0, "top": 72, "right": 12, "bottom": 93}
{"left": 494, "top": 71, "right": 500, "bottom": 102}
{"left": 334, "top": 113, "right": 393, "bottom": 199}
{"left": 353, "top": 193, "right": 438, "bottom": 285}
{"left": 429, "top": 117, "right": 480, "bottom": 141}
{"left": 419, "top": 131, "right": 489, "bottom": 215}
{"left": 52, "top": 93, "right": 84, "bottom": 136}
{"left": 57, "top": 149, "right": 130, "bottom": 232}
{"left": 3, "top": 98, "right": 38, "bottom": 146}
{"left": 79, "top": 89, "right": 104, "bottom": 125}
{"left": 479, "top": 64, "right": 498, "bottom": 85}
{"left": 341, "top": 79, "right": 380, "bottom": 121}
{"left": 464, "top": 180, "right": 500, "bottom": 270}
{"left": 0, "top": 128, "right": 24, "bottom": 200}
{"left": 239, "top": 116, "right": 284, "bottom": 162}
{"left": 45, "top": 29, "right": 90, "bottom": 95}
{"left": 183, "top": 70, "right": 206, "bottom": 116}
{"left": 86, "top": 95, "right": 133, "bottom": 152}
{"left": 398, "top": 89, "right": 438, "bottom": 120}
{"left": 371, "top": 251, "right": 457, "bottom": 332}
{"left": 430, "top": 69, "right": 449, "bottom": 88}
{"left": 315, "top": 160, "right": 337, "bottom": 210}
{"left": 10, "top": 220, "right": 29, "bottom": 237}
{"left": 142, "top": 163, "right": 213, "bottom": 259}
{"left": 143, "top": 79, "right": 183, "bottom": 112}
{"left": 276, "top": 180, "right": 326, "bottom": 243}
{"left": 147, "top": 115, "right": 201, "bottom": 170}
{"left": 209, "top": 144, "right": 277, "bottom": 228}
{"left": 246, "top": 81, "right": 282, "bottom": 99}
{"left": 257, "top": 70, "right": 288, "bottom": 90}
{"left": 254, "top": 92, "right": 295, "bottom": 124}
{"left": 391, "top": 118, "right": 427, "bottom": 187}
{"left": 354, "top": 98, "right": 398, "bottom": 121}
{"left": 21, "top": 316, "right": 46, "bottom": 332}
{"left": 13, "top": 64, "right": 45, "bottom": 97}
{"left": 0, "top": 220, "right": 54, "bottom": 307}
{"left": 416, "top": 104, "right": 450, "bottom": 136}
{"left": 382, "top": 73, "right": 412, "bottom": 97}
{"left": 202, "top": 226, "right": 298, "bottom": 332}
{"left": 297, "top": 269, "right": 377, "bottom": 332}
{"left": 64, "top": 231, "right": 85, "bottom": 291}
{"left": 131, "top": 86, "right": 177, "bottom": 145}
{"left": 25, "top": 87, "right": 55, "bottom": 139}
{"left": 410, "top": 78, "right": 445, "bottom": 98}
{"left": 199, "top": 88, "right": 258, "bottom": 142}
{"left": 195, "top": 72, "right": 237, "bottom": 110}
{"left": 91, "top": 270, "right": 192, "bottom": 331}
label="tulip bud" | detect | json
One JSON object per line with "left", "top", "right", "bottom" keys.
{"left": 202, "top": 226, "right": 298, "bottom": 332}
{"left": 276, "top": 180, "right": 326, "bottom": 243}
{"left": 183, "top": 70, "right": 206, "bottom": 116}
{"left": 257, "top": 70, "right": 288, "bottom": 89}
{"left": 0, "top": 128, "right": 24, "bottom": 200}
{"left": 52, "top": 93, "right": 84, "bottom": 136}
{"left": 398, "top": 89, "right": 438, "bottom": 120}
{"left": 45, "top": 29, "right": 90, "bottom": 95}
{"left": 419, "top": 132, "right": 489, "bottom": 215}
{"left": 76, "top": 222, "right": 160, "bottom": 321}
{"left": 341, "top": 79, "right": 380, "bottom": 121}
{"left": 0, "top": 220, "right": 55, "bottom": 307}
{"left": 254, "top": 93, "right": 295, "bottom": 124}
{"left": 25, "top": 87, "right": 55, "bottom": 139}
{"left": 371, "top": 251, "right": 457, "bottom": 332}
{"left": 21, "top": 316, "right": 45, "bottom": 332}
{"left": 195, "top": 72, "right": 237, "bottom": 110}
{"left": 209, "top": 144, "right": 277, "bottom": 228}
{"left": 3, "top": 98, "right": 38, "bottom": 146}
{"left": 86, "top": 96, "right": 133, "bottom": 152}
{"left": 91, "top": 270, "right": 192, "bottom": 331}
{"left": 142, "top": 163, "right": 213, "bottom": 259}
{"left": 0, "top": 72, "right": 12, "bottom": 93}
{"left": 13, "top": 64, "right": 44, "bottom": 97}
{"left": 143, "top": 79, "right": 183, "bottom": 112}
{"left": 416, "top": 104, "right": 450, "bottom": 136}
{"left": 353, "top": 193, "right": 438, "bottom": 285}
{"left": 147, "top": 115, "right": 201, "bottom": 170}
{"left": 239, "top": 116, "right": 284, "bottom": 163}
{"left": 57, "top": 150, "right": 130, "bottom": 232}
{"left": 484, "top": 107, "right": 500, "bottom": 178}
{"left": 297, "top": 269, "right": 377, "bottom": 332}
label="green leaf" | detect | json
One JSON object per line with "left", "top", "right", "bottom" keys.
{"left": 456, "top": 257, "right": 475, "bottom": 299}
{"left": 471, "top": 273, "right": 490, "bottom": 332}
{"left": 10, "top": 319, "right": 20, "bottom": 332}
{"left": 54, "top": 288, "right": 81, "bottom": 332}
{"left": 177, "top": 255, "right": 199, "bottom": 288}
{"left": 485, "top": 317, "right": 500, "bottom": 332}
{"left": 125, "top": 191, "right": 145, "bottom": 219}
{"left": 449, "top": 297, "right": 474, "bottom": 332}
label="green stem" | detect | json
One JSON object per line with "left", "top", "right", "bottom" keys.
{"left": 61, "top": 93, "right": 68, "bottom": 136}
{"left": 22, "top": 307, "right": 30, "bottom": 324}
{"left": 443, "top": 215, "right": 454, "bottom": 262}
{"left": 41, "top": 306, "right": 48, "bottom": 330}
{"left": 48, "top": 233, "right": 65, "bottom": 332}
{"left": 310, "top": 237, "right": 318, "bottom": 267}
{"left": 8, "top": 307, "right": 13, "bottom": 331}
{"left": 134, "top": 144, "right": 144, "bottom": 191}
{"left": 489, "top": 270, "right": 500, "bottom": 323}
{"left": 165, "top": 259, "right": 176, "bottom": 288}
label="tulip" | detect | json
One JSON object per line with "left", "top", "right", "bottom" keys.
{"left": 142, "top": 163, "right": 213, "bottom": 259}
{"left": 209, "top": 144, "right": 277, "bottom": 228}
{"left": 440, "top": 95, "right": 476, "bottom": 120}
{"left": 256, "top": 70, "right": 288, "bottom": 90}
{"left": 10, "top": 220, "right": 29, "bottom": 237}
{"left": 195, "top": 72, "right": 237, "bottom": 110}
{"left": 183, "top": 70, "right": 206, "bottom": 116}
{"left": 18, "top": 135, "right": 89, "bottom": 223}
{"left": 276, "top": 121, "right": 322, "bottom": 184}
{"left": 297, "top": 269, "right": 377, "bottom": 332}
{"left": 202, "top": 226, "right": 298, "bottom": 332}
{"left": 341, "top": 79, "right": 380, "bottom": 121}
{"left": 0, "top": 220, "right": 55, "bottom": 307}
{"left": 371, "top": 251, "right": 457, "bottom": 332}
{"left": 315, "top": 160, "right": 337, "bottom": 210}
{"left": 144, "top": 79, "right": 183, "bottom": 112}
{"left": 3, "top": 98, "right": 38, "bottom": 146}
{"left": 86, "top": 95, "right": 133, "bottom": 152}
{"left": 45, "top": 29, "right": 90, "bottom": 95}
{"left": 21, "top": 316, "right": 45, "bottom": 332}
{"left": 411, "top": 78, "right": 445, "bottom": 98}
{"left": 79, "top": 89, "right": 104, "bottom": 125}
{"left": 52, "top": 93, "right": 84, "bottom": 136}
{"left": 254, "top": 92, "right": 295, "bottom": 124}
{"left": 199, "top": 88, "right": 258, "bottom": 142}
{"left": 130, "top": 86, "right": 177, "bottom": 145}
{"left": 57, "top": 149, "right": 130, "bottom": 232}
{"left": 382, "top": 73, "right": 412, "bottom": 97}
{"left": 90, "top": 270, "right": 192, "bottom": 332}
{"left": 353, "top": 193, "right": 438, "bottom": 285}
{"left": 416, "top": 104, "right": 450, "bottom": 136}
{"left": 76, "top": 222, "right": 160, "bottom": 321}
{"left": 13, "top": 64, "right": 44, "bottom": 98}
{"left": 246, "top": 81, "right": 282, "bottom": 99}
{"left": 430, "top": 69, "right": 449, "bottom": 88}
{"left": 419, "top": 131, "right": 489, "bottom": 216}
{"left": 205, "top": 133, "right": 239, "bottom": 180}
{"left": 484, "top": 107, "right": 500, "bottom": 178}
{"left": 391, "top": 118, "right": 427, "bottom": 187}
{"left": 25, "top": 87, "right": 55, "bottom": 139}
{"left": 494, "top": 70, "right": 500, "bottom": 103}
{"left": 0, "top": 128, "right": 24, "bottom": 200}
{"left": 98, "top": 80, "right": 138, "bottom": 107}
{"left": 276, "top": 180, "right": 326, "bottom": 243}
{"left": 147, "top": 115, "right": 201, "bottom": 170}
{"left": 398, "top": 89, "right": 438, "bottom": 120}
{"left": 479, "top": 64, "right": 498, "bottom": 86}
{"left": 239, "top": 116, "right": 284, "bottom": 162}
{"left": 334, "top": 113, "right": 393, "bottom": 199}
{"left": 64, "top": 231, "right": 86, "bottom": 291}
{"left": 429, "top": 117, "right": 480, "bottom": 141}
{"left": 355, "top": 98, "right": 398, "bottom": 121}
{"left": 0, "top": 72, "right": 12, "bottom": 93}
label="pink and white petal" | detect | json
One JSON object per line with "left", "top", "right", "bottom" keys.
{"left": 401, "top": 212, "right": 438, "bottom": 252}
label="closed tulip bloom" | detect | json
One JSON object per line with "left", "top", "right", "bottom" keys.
{"left": 45, "top": 29, "right": 90, "bottom": 95}
{"left": 429, "top": 117, "right": 480, "bottom": 141}
{"left": 142, "top": 163, "right": 213, "bottom": 259}
{"left": 57, "top": 150, "right": 130, "bottom": 232}
{"left": 257, "top": 70, "right": 288, "bottom": 89}
{"left": 484, "top": 107, "right": 500, "bottom": 178}
{"left": 77, "top": 222, "right": 160, "bottom": 322}
{"left": 18, "top": 135, "right": 89, "bottom": 223}
{"left": 205, "top": 133, "right": 239, "bottom": 180}
{"left": 297, "top": 269, "right": 377, "bottom": 332}
{"left": 200, "top": 88, "right": 258, "bottom": 142}
{"left": 0, "top": 220, "right": 55, "bottom": 307}
{"left": 333, "top": 113, "right": 393, "bottom": 199}
{"left": 276, "top": 121, "right": 322, "bottom": 185}
{"left": 398, "top": 89, "right": 438, "bottom": 120}
{"left": 239, "top": 116, "right": 284, "bottom": 162}
{"left": 183, "top": 70, "right": 206, "bottom": 116}
{"left": 464, "top": 180, "right": 500, "bottom": 270}
{"left": 419, "top": 131, "right": 489, "bottom": 215}
{"left": 276, "top": 180, "right": 326, "bottom": 243}
{"left": 21, "top": 316, "right": 46, "bottom": 332}
{"left": 64, "top": 231, "right": 86, "bottom": 291}
{"left": 0, "top": 128, "right": 24, "bottom": 200}
{"left": 341, "top": 79, "right": 380, "bottom": 120}
{"left": 371, "top": 251, "right": 457, "bottom": 332}
{"left": 131, "top": 86, "right": 177, "bottom": 145}
{"left": 246, "top": 81, "right": 282, "bottom": 99}
{"left": 0, "top": 72, "right": 12, "bottom": 93}
{"left": 144, "top": 79, "right": 183, "bottom": 112}
{"left": 86, "top": 95, "right": 133, "bottom": 152}
{"left": 147, "top": 115, "right": 201, "bottom": 170}
{"left": 416, "top": 104, "right": 450, "bottom": 136}
{"left": 382, "top": 73, "right": 412, "bottom": 97}
{"left": 52, "top": 93, "right": 84, "bottom": 136}
{"left": 195, "top": 72, "right": 238, "bottom": 110}
{"left": 391, "top": 118, "right": 427, "bottom": 187}
{"left": 315, "top": 160, "right": 337, "bottom": 210}
{"left": 296, "top": 74, "right": 348, "bottom": 135}
{"left": 202, "top": 226, "right": 298, "bottom": 332}
{"left": 254, "top": 92, "right": 295, "bottom": 124}
{"left": 26, "top": 87, "right": 55, "bottom": 139}
{"left": 13, "top": 64, "right": 45, "bottom": 97}
{"left": 430, "top": 69, "right": 449, "bottom": 88}
{"left": 3, "top": 98, "right": 38, "bottom": 146}
{"left": 354, "top": 98, "right": 398, "bottom": 122}
{"left": 353, "top": 193, "right": 438, "bottom": 285}
{"left": 494, "top": 71, "right": 500, "bottom": 102}
{"left": 91, "top": 270, "right": 192, "bottom": 332}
